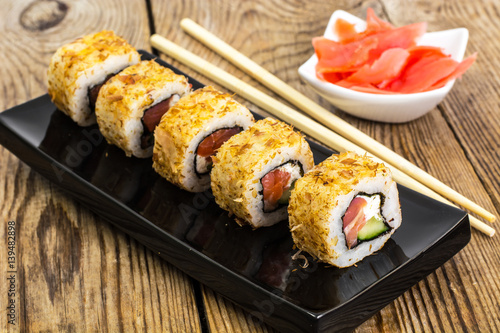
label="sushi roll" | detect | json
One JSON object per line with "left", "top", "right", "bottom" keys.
{"left": 211, "top": 118, "right": 314, "bottom": 228}
{"left": 47, "top": 30, "right": 141, "bottom": 126}
{"left": 288, "top": 152, "right": 402, "bottom": 268}
{"left": 95, "top": 60, "right": 191, "bottom": 158}
{"left": 153, "top": 86, "right": 254, "bottom": 192}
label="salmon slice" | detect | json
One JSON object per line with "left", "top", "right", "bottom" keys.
{"left": 197, "top": 127, "right": 242, "bottom": 158}
{"left": 88, "top": 73, "right": 115, "bottom": 112}
{"left": 343, "top": 196, "right": 368, "bottom": 249}
{"left": 261, "top": 169, "right": 291, "bottom": 212}
{"left": 142, "top": 95, "right": 177, "bottom": 133}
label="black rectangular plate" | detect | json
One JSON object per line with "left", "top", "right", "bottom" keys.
{"left": 0, "top": 51, "right": 470, "bottom": 332}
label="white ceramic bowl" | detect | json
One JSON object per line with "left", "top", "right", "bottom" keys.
{"left": 298, "top": 10, "right": 469, "bottom": 123}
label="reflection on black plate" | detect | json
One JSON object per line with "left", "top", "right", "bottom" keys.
{"left": 0, "top": 51, "right": 470, "bottom": 333}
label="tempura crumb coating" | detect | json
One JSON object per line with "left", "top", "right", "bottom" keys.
{"left": 95, "top": 60, "right": 191, "bottom": 158}
{"left": 288, "top": 152, "right": 402, "bottom": 267}
{"left": 47, "top": 30, "right": 140, "bottom": 126}
{"left": 211, "top": 117, "right": 314, "bottom": 227}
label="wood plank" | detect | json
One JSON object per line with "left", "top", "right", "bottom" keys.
{"left": 152, "top": 0, "right": 500, "bottom": 332}
{"left": 201, "top": 286, "right": 276, "bottom": 333}
{"left": 0, "top": 0, "right": 201, "bottom": 331}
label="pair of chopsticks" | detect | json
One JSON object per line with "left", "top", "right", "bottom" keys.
{"left": 150, "top": 19, "right": 496, "bottom": 236}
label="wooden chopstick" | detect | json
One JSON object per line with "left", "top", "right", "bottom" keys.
{"left": 178, "top": 18, "right": 496, "bottom": 224}
{"left": 149, "top": 34, "right": 494, "bottom": 237}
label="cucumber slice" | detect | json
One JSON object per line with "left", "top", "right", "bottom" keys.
{"left": 357, "top": 215, "right": 389, "bottom": 241}
{"left": 277, "top": 180, "right": 296, "bottom": 205}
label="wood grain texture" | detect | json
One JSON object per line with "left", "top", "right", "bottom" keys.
{"left": 201, "top": 286, "right": 276, "bottom": 333}
{"left": 151, "top": 0, "right": 500, "bottom": 332}
{"left": 0, "top": 0, "right": 201, "bottom": 332}
{"left": 1, "top": 0, "right": 499, "bottom": 332}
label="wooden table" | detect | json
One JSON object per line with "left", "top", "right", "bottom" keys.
{"left": 1, "top": 0, "right": 499, "bottom": 331}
